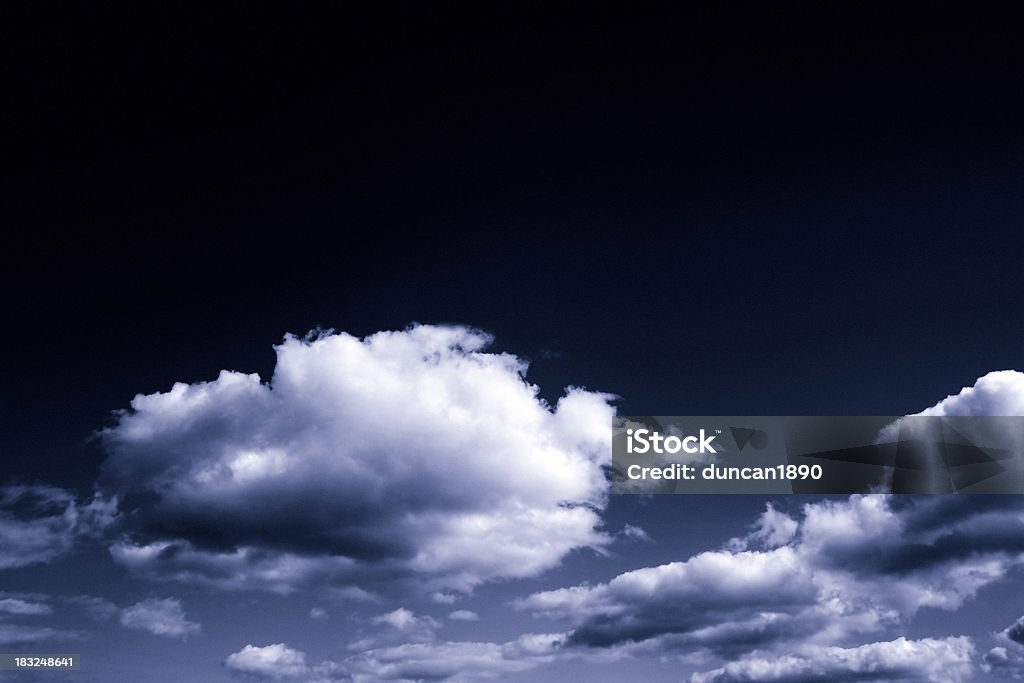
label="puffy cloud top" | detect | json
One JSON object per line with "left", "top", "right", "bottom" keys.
{"left": 914, "top": 370, "right": 1024, "bottom": 417}
{"left": 101, "top": 325, "right": 615, "bottom": 594}
{"left": 225, "top": 643, "right": 316, "bottom": 680}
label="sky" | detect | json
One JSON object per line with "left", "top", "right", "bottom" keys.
{"left": 4, "top": 5, "right": 1024, "bottom": 682}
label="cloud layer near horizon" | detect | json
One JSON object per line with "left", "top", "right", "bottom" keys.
{"left": 7, "top": 330, "right": 1024, "bottom": 681}
{"left": 513, "top": 495, "right": 1024, "bottom": 682}
{"left": 100, "top": 325, "right": 615, "bottom": 594}
{"left": 214, "top": 494, "right": 1024, "bottom": 683}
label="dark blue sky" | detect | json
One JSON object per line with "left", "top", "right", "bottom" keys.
{"left": 5, "top": 4, "right": 1024, "bottom": 488}
{"left": 3, "top": 5, "right": 1024, "bottom": 682}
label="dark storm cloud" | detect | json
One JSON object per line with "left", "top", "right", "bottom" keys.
{"left": 1007, "top": 620, "right": 1024, "bottom": 647}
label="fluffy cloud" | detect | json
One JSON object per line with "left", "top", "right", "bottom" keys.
{"left": 876, "top": 371, "right": 1024, "bottom": 456}
{"left": 448, "top": 610, "right": 478, "bottom": 622}
{"left": 516, "top": 495, "right": 1024, "bottom": 678}
{"left": 119, "top": 597, "right": 200, "bottom": 638}
{"left": 0, "top": 485, "right": 116, "bottom": 569}
{"left": 690, "top": 637, "right": 974, "bottom": 683}
{"left": 225, "top": 624, "right": 570, "bottom": 682}
{"left": 982, "top": 616, "right": 1024, "bottom": 678}
{"left": 225, "top": 636, "right": 564, "bottom": 683}
{"left": 913, "top": 371, "right": 1024, "bottom": 417}
{"left": 101, "top": 326, "right": 614, "bottom": 594}
{"left": 726, "top": 503, "right": 797, "bottom": 551}
{"left": 225, "top": 643, "right": 344, "bottom": 681}
{"left": 364, "top": 608, "right": 440, "bottom": 645}
{"left": 226, "top": 643, "right": 306, "bottom": 679}
{"left": 518, "top": 543, "right": 819, "bottom": 652}
{"left": 619, "top": 524, "right": 652, "bottom": 542}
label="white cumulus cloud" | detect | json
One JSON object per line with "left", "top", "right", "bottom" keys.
{"left": 914, "top": 370, "right": 1024, "bottom": 416}
{"left": 101, "top": 325, "right": 614, "bottom": 595}
{"left": 225, "top": 643, "right": 345, "bottom": 681}
{"left": 876, "top": 370, "right": 1024, "bottom": 453}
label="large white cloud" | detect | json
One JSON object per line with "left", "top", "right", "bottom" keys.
{"left": 100, "top": 325, "right": 615, "bottom": 594}
{"left": 0, "top": 485, "right": 116, "bottom": 570}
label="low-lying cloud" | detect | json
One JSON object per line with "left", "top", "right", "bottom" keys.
{"left": 226, "top": 633, "right": 567, "bottom": 682}
{"left": 690, "top": 637, "right": 974, "bottom": 683}
{"left": 515, "top": 495, "right": 1024, "bottom": 680}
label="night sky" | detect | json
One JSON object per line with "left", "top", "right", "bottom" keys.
{"left": 4, "top": 5, "right": 1024, "bottom": 682}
